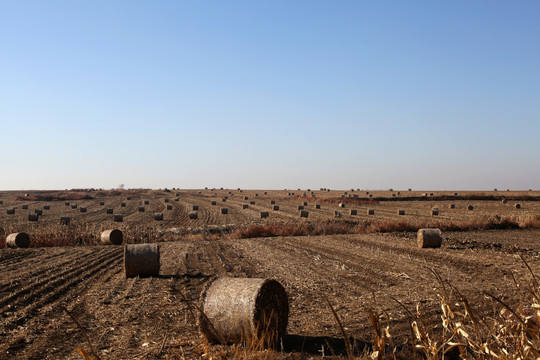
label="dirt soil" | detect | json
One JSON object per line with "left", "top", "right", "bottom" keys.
{"left": 1, "top": 229, "right": 539, "bottom": 359}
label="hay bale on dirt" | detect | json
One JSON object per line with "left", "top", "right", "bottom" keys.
{"left": 264, "top": 192, "right": 267, "bottom": 195}
{"left": 515, "top": 203, "right": 522, "bottom": 209}
{"left": 211, "top": 201, "right": 217, "bottom": 205}
{"left": 300, "top": 210, "right": 309, "bottom": 218}
{"left": 270, "top": 200, "right": 275, "bottom": 205}
{"left": 120, "top": 202, "right": 126, "bottom": 207}
{"left": 154, "top": 213, "right": 164, "bottom": 221}
{"left": 6, "top": 232, "right": 30, "bottom": 248}
{"left": 28, "top": 213, "right": 38, "bottom": 221}
{"left": 100, "top": 201, "right": 105, "bottom": 206}
{"left": 255, "top": 193, "right": 259, "bottom": 197}
{"left": 144, "top": 200, "right": 149, "bottom": 205}
{"left": 175, "top": 198, "right": 179, "bottom": 202}
{"left": 113, "top": 214, "right": 123, "bottom": 222}
{"left": 467, "top": 205, "right": 474, "bottom": 211}
{"left": 0, "top": 200, "right": 2, "bottom": 204}
{"left": 501, "top": 199, "right": 508, "bottom": 204}
{"left": 367, "top": 209, "right": 375, "bottom": 215}
{"left": 272, "top": 205, "right": 279, "bottom": 211}
{"left": 35, "top": 209, "right": 42, "bottom": 215}
{"left": 167, "top": 204, "right": 173, "bottom": 210}
{"left": 221, "top": 208, "right": 228, "bottom": 214}
{"left": 139, "top": 206, "right": 145, "bottom": 212}
{"left": 454, "top": 192, "right": 458, "bottom": 196}
{"left": 242, "top": 204, "right": 249, "bottom": 209}
{"left": 199, "top": 278, "right": 289, "bottom": 345}
{"left": 124, "top": 243, "right": 160, "bottom": 278}
{"left": 43, "top": 205, "right": 50, "bottom": 210}
{"left": 432, "top": 208, "right": 439, "bottom": 216}
{"left": 106, "top": 208, "right": 114, "bottom": 214}
{"left": 192, "top": 205, "right": 199, "bottom": 211}
{"left": 297, "top": 205, "right": 304, "bottom": 210}
{"left": 244, "top": 196, "right": 249, "bottom": 200}
{"left": 22, "top": 204, "right": 28, "bottom": 209}
{"left": 398, "top": 209, "right": 405, "bottom": 215}
{"left": 6, "top": 208, "right": 15, "bottom": 215}
{"left": 60, "top": 216, "right": 70, "bottom": 225}
{"left": 101, "top": 229, "right": 123, "bottom": 245}
{"left": 314, "top": 204, "right": 321, "bottom": 209}
{"left": 80, "top": 207, "right": 87, "bottom": 213}
{"left": 127, "top": 197, "right": 132, "bottom": 200}
{"left": 338, "top": 203, "right": 345, "bottom": 208}
{"left": 164, "top": 198, "right": 169, "bottom": 203}
{"left": 303, "top": 202, "right": 308, "bottom": 206}
{"left": 175, "top": 193, "right": 180, "bottom": 197}
{"left": 222, "top": 198, "right": 227, "bottom": 202}
{"left": 260, "top": 211, "right": 269, "bottom": 218}
{"left": 189, "top": 211, "right": 198, "bottom": 219}
{"left": 417, "top": 228, "right": 442, "bottom": 248}
{"left": 349, "top": 209, "right": 357, "bottom": 216}
{"left": 250, "top": 200, "right": 255, "bottom": 205}
{"left": 449, "top": 204, "right": 456, "bottom": 209}
{"left": 334, "top": 210, "right": 342, "bottom": 218}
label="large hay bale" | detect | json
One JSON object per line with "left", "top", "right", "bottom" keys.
{"left": 154, "top": 213, "right": 164, "bottom": 221}
{"left": 242, "top": 204, "right": 249, "bottom": 209}
{"left": 349, "top": 209, "right": 357, "bottom": 215}
{"left": 71, "top": 203, "right": 77, "bottom": 209}
{"left": 272, "top": 205, "right": 279, "bottom": 211}
{"left": 199, "top": 278, "right": 289, "bottom": 345}
{"left": 60, "top": 216, "right": 70, "bottom": 225}
{"left": 189, "top": 211, "right": 198, "bottom": 219}
{"left": 417, "top": 228, "right": 442, "bottom": 248}
{"left": 432, "top": 208, "right": 439, "bottom": 216}
{"left": 6, "top": 208, "right": 15, "bottom": 215}
{"left": 6, "top": 232, "right": 30, "bottom": 248}
{"left": 260, "top": 211, "right": 269, "bottom": 218}
{"left": 221, "top": 207, "right": 229, "bottom": 214}
{"left": 367, "top": 209, "right": 375, "bottom": 215}
{"left": 113, "top": 214, "right": 123, "bottom": 222}
{"left": 28, "top": 213, "right": 39, "bottom": 221}
{"left": 106, "top": 208, "right": 114, "bottom": 214}
{"left": 514, "top": 203, "right": 522, "bottom": 209}
{"left": 398, "top": 209, "right": 405, "bottom": 215}
{"left": 101, "top": 229, "right": 123, "bottom": 245}
{"left": 124, "top": 244, "right": 160, "bottom": 278}
{"left": 300, "top": 210, "right": 309, "bottom": 218}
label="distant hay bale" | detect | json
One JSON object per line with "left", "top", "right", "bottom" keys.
{"left": 334, "top": 210, "right": 342, "bottom": 218}
{"left": 211, "top": 201, "right": 217, "bottom": 205}
{"left": 303, "top": 202, "right": 307, "bottom": 206}
{"left": 272, "top": 205, "right": 279, "bottom": 211}
{"left": 314, "top": 204, "right": 321, "bottom": 209}
{"left": 175, "top": 193, "right": 180, "bottom": 197}
{"left": 121, "top": 202, "right": 126, "bottom": 207}
{"left": 467, "top": 205, "right": 474, "bottom": 211}
{"left": 502, "top": 199, "right": 508, "bottom": 204}
{"left": 221, "top": 208, "right": 228, "bottom": 214}
{"left": 494, "top": 188, "right": 498, "bottom": 192}
{"left": 260, "top": 211, "right": 269, "bottom": 218}
{"left": 193, "top": 205, "right": 199, "bottom": 211}
{"left": 515, "top": 203, "right": 522, "bottom": 209}
{"left": 349, "top": 209, "right": 357, "bottom": 215}
{"left": 154, "top": 213, "right": 164, "bottom": 221}
{"left": 392, "top": 193, "right": 396, "bottom": 197}
{"left": 270, "top": 200, "right": 276, "bottom": 205}
{"left": 244, "top": 196, "right": 249, "bottom": 200}
{"left": 144, "top": 200, "right": 149, "bottom": 205}
{"left": 198, "top": 278, "right": 288, "bottom": 345}
{"left": 250, "top": 200, "right": 255, "bottom": 204}
{"left": 255, "top": 193, "right": 259, "bottom": 197}
{"left": 80, "top": 207, "right": 87, "bottom": 213}
{"left": 264, "top": 192, "right": 267, "bottom": 195}
{"left": 101, "top": 229, "right": 123, "bottom": 245}
{"left": 139, "top": 206, "right": 145, "bottom": 212}
{"left": 0, "top": 200, "right": 2, "bottom": 204}
{"left": 429, "top": 192, "right": 434, "bottom": 196}
{"left": 449, "top": 204, "right": 456, "bottom": 209}
{"left": 60, "top": 216, "right": 70, "bottom": 225}
{"left": 100, "top": 201, "right": 105, "bottom": 206}
{"left": 297, "top": 205, "right": 304, "bottom": 210}
{"left": 6, "top": 232, "right": 30, "bottom": 248}
{"left": 369, "top": 194, "right": 373, "bottom": 198}
{"left": 300, "top": 210, "right": 309, "bottom": 217}
{"left": 164, "top": 198, "right": 169, "bottom": 203}
{"left": 71, "top": 204, "right": 77, "bottom": 209}
{"left": 189, "top": 211, "right": 198, "bottom": 219}
{"left": 43, "top": 205, "right": 50, "bottom": 210}
{"left": 113, "top": 214, "right": 123, "bottom": 222}
{"left": 338, "top": 203, "right": 345, "bottom": 208}
{"left": 28, "top": 213, "right": 39, "bottom": 221}
{"left": 408, "top": 188, "right": 412, "bottom": 191}
{"left": 175, "top": 198, "right": 179, "bottom": 202}
{"left": 35, "top": 209, "right": 43, "bottom": 215}
{"left": 454, "top": 192, "right": 458, "bottom": 196}
{"left": 367, "top": 209, "right": 375, "bottom": 215}
{"left": 398, "top": 209, "right": 405, "bottom": 215}
{"left": 242, "top": 204, "right": 249, "bottom": 209}
{"left": 106, "top": 208, "right": 114, "bottom": 214}
{"left": 222, "top": 198, "right": 227, "bottom": 202}
{"left": 417, "top": 228, "right": 442, "bottom": 249}
{"left": 6, "top": 208, "right": 15, "bottom": 215}
{"left": 166, "top": 204, "right": 173, "bottom": 210}
{"left": 124, "top": 243, "right": 160, "bottom": 278}
{"left": 432, "top": 208, "right": 439, "bottom": 216}
{"left": 22, "top": 205, "right": 28, "bottom": 209}
{"left": 126, "top": 196, "right": 132, "bottom": 200}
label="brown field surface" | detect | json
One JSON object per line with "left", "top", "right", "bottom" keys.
{"left": 1, "top": 189, "right": 539, "bottom": 359}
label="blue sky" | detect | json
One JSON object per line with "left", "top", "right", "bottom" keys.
{"left": 1, "top": 1, "right": 539, "bottom": 190}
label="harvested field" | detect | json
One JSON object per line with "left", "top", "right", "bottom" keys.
{"left": 1, "top": 189, "right": 540, "bottom": 359}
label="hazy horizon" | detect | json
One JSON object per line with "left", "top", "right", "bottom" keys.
{"left": 2, "top": 1, "right": 539, "bottom": 191}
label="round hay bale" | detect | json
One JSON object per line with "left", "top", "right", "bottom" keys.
{"left": 514, "top": 203, "right": 521, "bottom": 209}
{"left": 60, "top": 216, "right": 70, "bottom": 225}
{"left": 349, "top": 209, "right": 357, "bottom": 216}
{"left": 138, "top": 206, "right": 145, "bottom": 212}
{"left": 300, "top": 210, "right": 309, "bottom": 218}
{"left": 164, "top": 198, "right": 169, "bottom": 203}
{"left": 297, "top": 205, "right": 304, "bottom": 210}
{"left": 101, "top": 229, "right": 123, "bottom": 245}
{"left": 303, "top": 202, "right": 308, "bottom": 206}
{"left": 244, "top": 196, "right": 249, "bottom": 200}
{"left": 80, "top": 207, "right": 87, "bottom": 213}
{"left": 121, "top": 202, "right": 126, "bottom": 207}
{"left": 113, "top": 214, "right": 123, "bottom": 222}
{"left": 175, "top": 198, "right": 179, "bottom": 202}
{"left": 43, "top": 205, "right": 50, "bottom": 210}
{"left": 175, "top": 193, "right": 180, "bottom": 197}
{"left": 126, "top": 196, "right": 132, "bottom": 200}
{"left": 270, "top": 200, "right": 276, "bottom": 205}
{"left": 22, "top": 204, "right": 28, "bottom": 209}
{"left": 432, "top": 208, "right": 439, "bottom": 216}
{"left": 369, "top": 194, "right": 373, "bottom": 198}
{"left": 242, "top": 204, "right": 249, "bottom": 209}
{"left": 71, "top": 203, "right": 78, "bottom": 209}
{"left": 264, "top": 192, "right": 267, "bottom": 195}
{"left": 6, "top": 208, "right": 15, "bottom": 215}
{"left": 6, "top": 232, "right": 30, "bottom": 248}
{"left": 398, "top": 209, "right": 405, "bottom": 215}
{"left": 189, "top": 211, "right": 198, "bottom": 219}
{"left": 255, "top": 193, "right": 259, "bottom": 197}
{"left": 250, "top": 200, "right": 255, "bottom": 205}
{"left": 154, "top": 213, "right": 164, "bottom": 221}
{"left": 211, "top": 201, "right": 217, "bottom": 205}
{"left": 467, "top": 205, "right": 474, "bottom": 211}
{"left": 417, "top": 228, "right": 442, "bottom": 248}
{"left": 34, "top": 209, "right": 42, "bottom": 215}
{"left": 334, "top": 210, "right": 342, "bottom": 218}
{"left": 199, "top": 278, "right": 288, "bottom": 345}
{"left": 221, "top": 207, "right": 228, "bottom": 214}
{"left": 106, "top": 208, "right": 114, "bottom": 214}
{"left": 449, "top": 204, "right": 456, "bottom": 209}
{"left": 314, "top": 204, "right": 321, "bottom": 209}
{"left": 272, "top": 205, "right": 279, "bottom": 211}
{"left": 99, "top": 201, "right": 105, "bottom": 206}
{"left": 260, "top": 211, "right": 269, "bottom": 218}
{"left": 144, "top": 200, "right": 149, "bottom": 205}
{"left": 65, "top": 202, "right": 70, "bottom": 206}
{"left": 28, "top": 213, "right": 38, "bottom": 221}
{"left": 429, "top": 192, "right": 434, "bottom": 196}
{"left": 338, "top": 203, "right": 345, "bottom": 208}
{"left": 501, "top": 199, "right": 508, "bottom": 204}
{"left": 222, "top": 198, "right": 227, "bottom": 202}
{"left": 124, "top": 243, "right": 160, "bottom": 278}
{"left": 166, "top": 204, "right": 173, "bottom": 210}
{"left": 367, "top": 209, "right": 375, "bottom": 215}
{"left": 454, "top": 192, "right": 458, "bottom": 196}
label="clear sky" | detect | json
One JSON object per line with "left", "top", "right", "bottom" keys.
{"left": 1, "top": 1, "right": 539, "bottom": 190}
